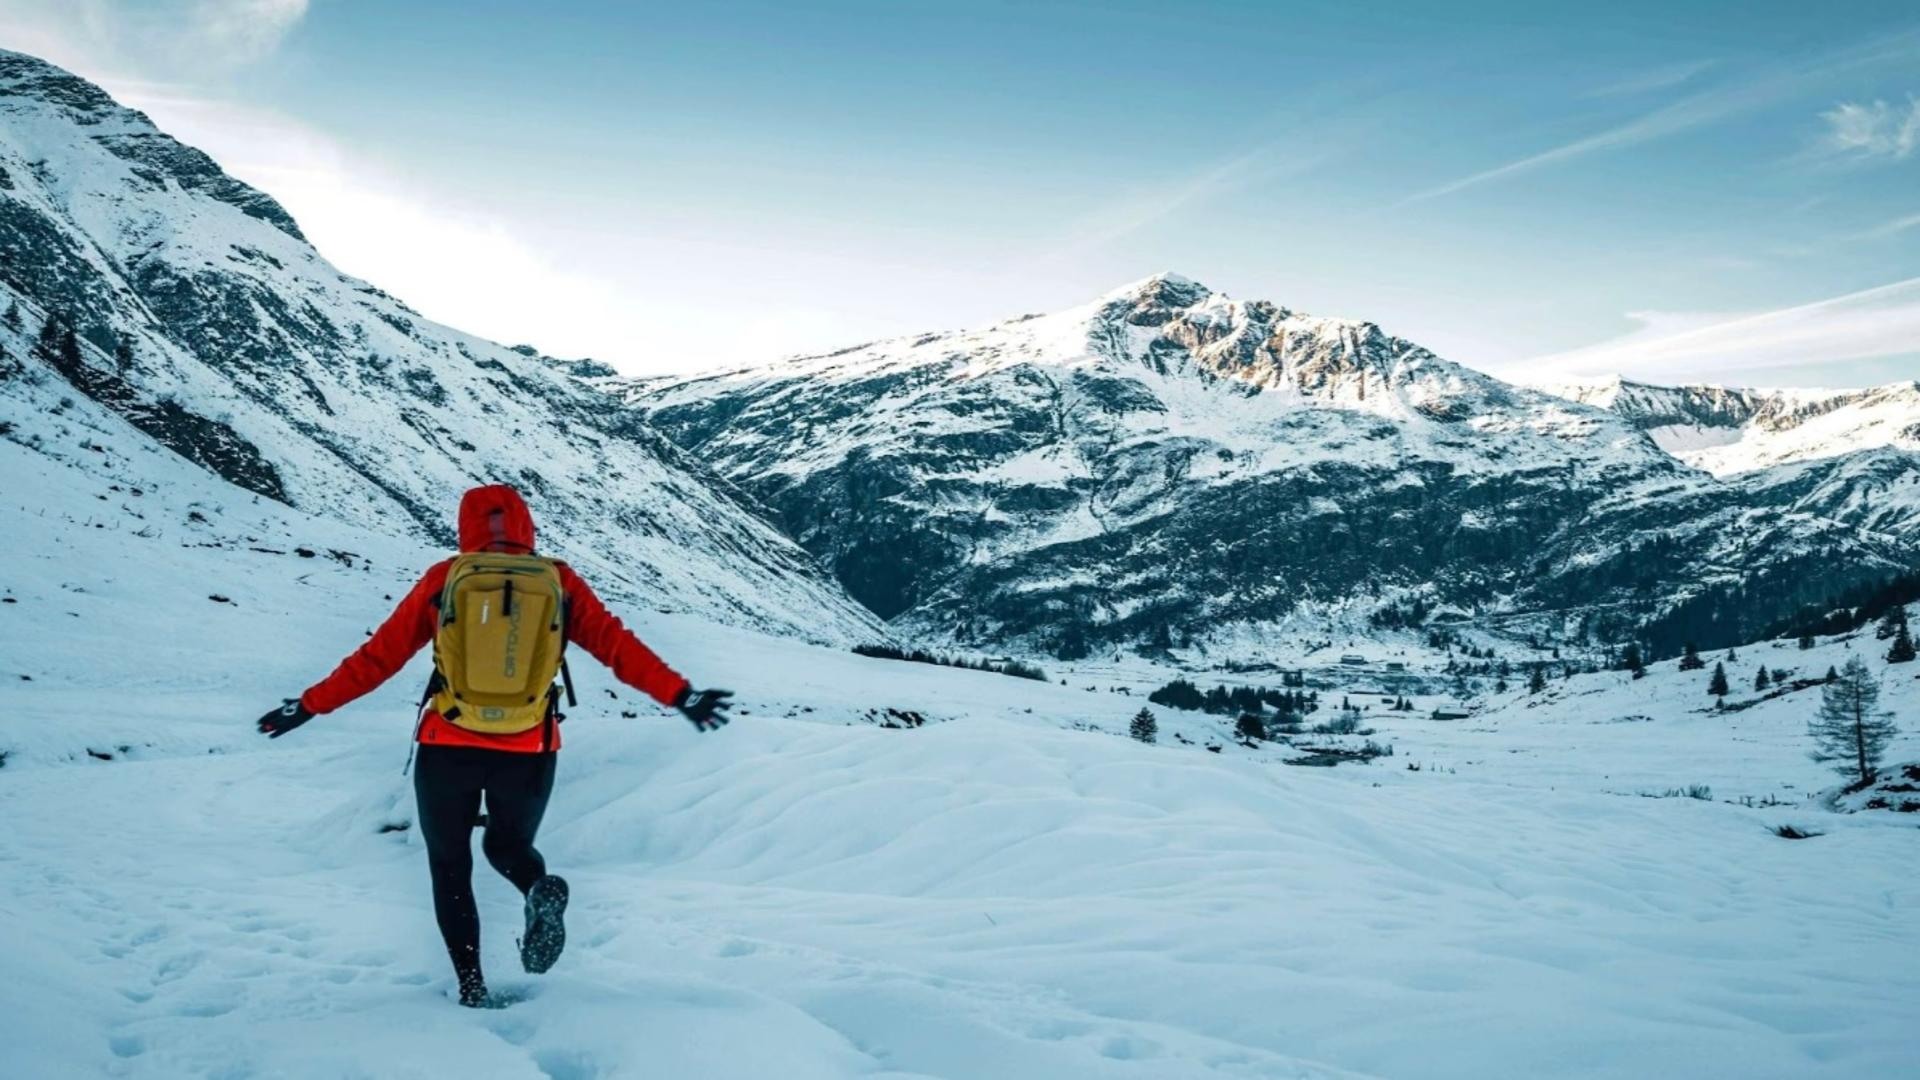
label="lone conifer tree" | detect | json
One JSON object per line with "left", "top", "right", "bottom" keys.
{"left": 1527, "top": 665, "right": 1547, "bottom": 694}
{"left": 1235, "top": 712, "right": 1266, "bottom": 742}
{"left": 32, "top": 313, "right": 64, "bottom": 363}
{"left": 1708, "top": 661, "right": 1729, "bottom": 698}
{"left": 1129, "top": 707, "right": 1157, "bottom": 745}
{"left": 1754, "top": 667, "right": 1769, "bottom": 691}
{"left": 2, "top": 299, "right": 20, "bottom": 331}
{"left": 1888, "top": 621, "right": 1916, "bottom": 664}
{"left": 1798, "top": 633, "right": 1816, "bottom": 651}
{"left": 1808, "top": 657, "right": 1897, "bottom": 786}
{"left": 1621, "top": 643, "right": 1646, "bottom": 679}
{"left": 1677, "top": 642, "right": 1704, "bottom": 671}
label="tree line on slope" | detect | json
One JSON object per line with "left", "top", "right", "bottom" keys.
{"left": 851, "top": 643, "right": 1048, "bottom": 682}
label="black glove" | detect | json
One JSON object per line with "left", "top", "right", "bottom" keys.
{"left": 674, "top": 687, "right": 734, "bottom": 732}
{"left": 256, "top": 698, "right": 314, "bottom": 738}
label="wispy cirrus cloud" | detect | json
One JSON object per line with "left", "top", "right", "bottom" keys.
{"left": 1023, "top": 140, "right": 1341, "bottom": 270}
{"left": 1862, "top": 209, "right": 1920, "bottom": 237}
{"left": 1820, "top": 96, "right": 1920, "bottom": 160}
{"left": 1398, "top": 28, "right": 1920, "bottom": 206}
{"left": 1583, "top": 59, "right": 1715, "bottom": 99}
{"left": 1519, "top": 276, "right": 1920, "bottom": 381}
{"left": 1395, "top": 86, "right": 1758, "bottom": 206}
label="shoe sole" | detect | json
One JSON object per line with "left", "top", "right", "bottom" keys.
{"left": 520, "top": 875, "right": 569, "bottom": 975}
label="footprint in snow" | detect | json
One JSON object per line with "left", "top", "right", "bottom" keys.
{"left": 533, "top": 1047, "right": 605, "bottom": 1080}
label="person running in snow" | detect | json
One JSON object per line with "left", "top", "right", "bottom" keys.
{"left": 254, "top": 484, "right": 733, "bottom": 1007}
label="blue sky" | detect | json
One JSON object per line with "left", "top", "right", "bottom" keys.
{"left": 4, "top": 0, "right": 1918, "bottom": 384}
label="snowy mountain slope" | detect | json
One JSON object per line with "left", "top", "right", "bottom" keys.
{"left": 0, "top": 49, "right": 878, "bottom": 643}
{"left": 5, "top": 461, "right": 1918, "bottom": 1078}
{"left": 1548, "top": 375, "right": 1920, "bottom": 476}
{"left": 622, "top": 274, "right": 1915, "bottom": 660}
{"left": 1723, "top": 447, "right": 1920, "bottom": 542}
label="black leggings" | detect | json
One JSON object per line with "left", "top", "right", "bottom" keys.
{"left": 413, "top": 745, "right": 557, "bottom": 980}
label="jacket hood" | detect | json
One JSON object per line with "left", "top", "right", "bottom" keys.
{"left": 457, "top": 485, "right": 536, "bottom": 553}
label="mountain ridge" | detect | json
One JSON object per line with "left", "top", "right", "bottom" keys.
{"left": 0, "top": 48, "right": 880, "bottom": 644}
{"left": 624, "top": 274, "right": 1914, "bottom": 660}
{"left": 1545, "top": 374, "right": 1920, "bottom": 476}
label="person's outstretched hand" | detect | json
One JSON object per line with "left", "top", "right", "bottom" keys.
{"left": 256, "top": 698, "right": 314, "bottom": 738}
{"left": 675, "top": 687, "right": 734, "bottom": 732}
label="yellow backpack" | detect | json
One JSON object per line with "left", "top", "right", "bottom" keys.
{"left": 429, "top": 552, "right": 569, "bottom": 734}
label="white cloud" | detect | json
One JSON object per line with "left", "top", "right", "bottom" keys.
{"left": 0, "top": 0, "right": 308, "bottom": 74}
{"left": 1820, "top": 97, "right": 1920, "bottom": 160}
{"left": 1516, "top": 277, "right": 1920, "bottom": 382}
{"left": 188, "top": 0, "right": 310, "bottom": 65}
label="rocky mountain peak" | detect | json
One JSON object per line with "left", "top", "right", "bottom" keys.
{"left": 1077, "top": 275, "right": 1457, "bottom": 408}
{"left": 0, "top": 50, "right": 123, "bottom": 121}
{"left": 1099, "top": 271, "right": 1216, "bottom": 313}
{"left": 0, "top": 49, "right": 305, "bottom": 242}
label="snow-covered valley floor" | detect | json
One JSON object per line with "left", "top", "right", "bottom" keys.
{"left": 4, "top": 434, "right": 1918, "bottom": 1079}
{"left": 7, "top": 680, "right": 1918, "bottom": 1080}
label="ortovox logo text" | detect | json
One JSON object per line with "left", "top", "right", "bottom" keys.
{"left": 503, "top": 602, "right": 523, "bottom": 679}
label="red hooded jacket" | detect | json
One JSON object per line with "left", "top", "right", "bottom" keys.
{"left": 299, "top": 485, "right": 690, "bottom": 752}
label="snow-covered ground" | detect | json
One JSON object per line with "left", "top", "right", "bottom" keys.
{"left": 5, "top": 436, "right": 1918, "bottom": 1079}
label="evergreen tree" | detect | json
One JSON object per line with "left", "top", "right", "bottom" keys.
{"left": 1619, "top": 642, "right": 1645, "bottom": 676}
{"left": 1798, "top": 633, "right": 1816, "bottom": 651}
{"left": 1824, "top": 665, "right": 1839, "bottom": 683}
{"left": 60, "top": 324, "right": 82, "bottom": 371}
{"left": 1889, "top": 621, "right": 1917, "bottom": 664}
{"left": 3, "top": 299, "right": 20, "bottom": 331}
{"left": 1708, "top": 661, "right": 1729, "bottom": 698}
{"left": 1235, "top": 712, "right": 1266, "bottom": 742}
{"left": 1129, "top": 707, "right": 1157, "bottom": 745}
{"left": 1874, "top": 607, "right": 1906, "bottom": 640}
{"left": 1808, "top": 657, "right": 1897, "bottom": 786}
{"left": 113, "top": 336, "right": 134, "bottom": 373}
{"left": 1677, "top": 642, "right": 1705, "bottom": 671}
{"left": 1754, "top": 667, "right": 1769, "bottom": 691}
{"left": 32, "top": 313, "right": 64, "bottom": 363}
{"left": 1725, "top": 647, "right": 1738, "bottom": 662}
